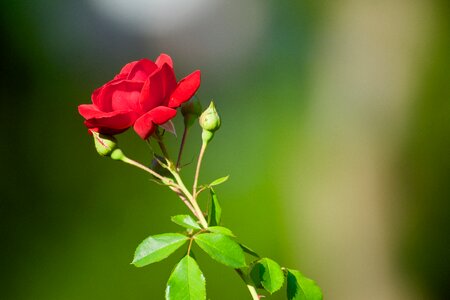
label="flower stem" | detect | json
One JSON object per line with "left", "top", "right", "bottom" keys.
{"left": 245, "top": 284, "right": 260, "bottom": 300}
{"left": 193, "top": 142, "right": 207, "bottom": 199}
{"left": 168, "top": 186, "right": 197, "bottom": 216}
{"left": 176, "top": 126, "right": 189, "bottom": 170}
{"left": 155, "top": 130, "right": 170, "bottom": 159}
{"left": 187, "top": 238, "right": 194, "bottom": 256}
{"left": 235, "top": 269, "right": 260, "bottom": 300}
{"left": 120, "top": 156, "right": 165, "bottom": 182}
{"left": 171, "top": 171, "right": 208, "bottom": 228}
{"left": 158, "top": 140, "right": 170, "bottom": 159}
{"left": 121, "top": 156, "right": 204, "bottom": 226}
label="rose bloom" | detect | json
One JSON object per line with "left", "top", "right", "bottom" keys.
{"left": 78, "top": 54, "right": 200, "bottom": 139}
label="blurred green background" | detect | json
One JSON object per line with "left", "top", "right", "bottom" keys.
{"left": 1, "top": 1, "right": 449, "bottom": 299}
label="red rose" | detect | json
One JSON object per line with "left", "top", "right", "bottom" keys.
{"left": 78, "top": 54, "right": 201, "bottom": 139}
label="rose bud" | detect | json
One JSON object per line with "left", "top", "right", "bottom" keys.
{"left": 199, "top": 101, "right": 221, "bottom": 144}
{"left": 199, "top": 101, "right": 221, "bottom": 132}
{"left": 92, "top": 131, "right": 124, "bottom": 160}
{"left": 181, "top": 100, "right": 202, "bottom": 128}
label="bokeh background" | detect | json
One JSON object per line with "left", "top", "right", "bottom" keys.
{"left": 1, "top": 0, "right": 449, "bottom": 299}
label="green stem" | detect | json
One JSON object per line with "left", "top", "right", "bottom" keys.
{"left": 171, "top": 171, "right": 208, "bottom": 229}
{"left": 155, "top": 130, "right": 170, "bottom": 159}
{"left": 246, "top": 284, "right": 259, "bottom": 300}
{"left": 120, "top": 156, "right": 165, "bottom": 182}
{"left": 187, "top": 238, "right": 194, "bottom": 256}
{"left": 168, "top": 186, "right": 197, "bottom": 216}
{"left": 176, "top": 126, "right": 189, "bottom": 170}
{"left": 120, "top": 146, "right": 207, "bottom": 230}
{"left": 158, "top": 141, "right": 169, "bottom": 159}
{"left": 193, "top": 142, "right": 207, "bottom": 199}
{"left": 119, "top": 157, "right": 199, "bottom": 218}
{"left": 235, "top": 269, "right": 260, "bottom": 300}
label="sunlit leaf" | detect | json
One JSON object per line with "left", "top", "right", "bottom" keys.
{"left": 287, "top": 269, "right": 323, "bottom": 300}
{"left": 250, "top": 258, "right": 284, "bottom": 294}
{"left": 207, "top": 188, "right": 221, "bottom": 226}
{"left": 132, "top": 233, "right": 188, "bottom": 267}
{"left": 194, "top": 233, "right": 246, "bottom": 268}
{"left": 171, "top": 215, "right": 201, "bottom": 230}
{"left": 208, "top": 226, "right": 235, "bottom": 237}
{"left": 208, "top": 175, "right": 229, "bottom": 187}
{"left": 165, "top": 255, "right": 206, "bottom": 300}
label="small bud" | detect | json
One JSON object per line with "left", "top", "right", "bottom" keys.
{"left": 181, "top": 100, "right": 202, "bottom": 128}
{"left": 92, "top": 131, "right": 118, "bottom": 157}
{"left": 199, "top": 101, "right": 221, "bottom": 144}
{"left": 199, "top": 101, "right": 221, "bottom": 132}
{"left": 110, "top": 148, "right": 125, "bottom": 161}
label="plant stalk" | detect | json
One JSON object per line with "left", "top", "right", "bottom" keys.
{"left": 235, "top": 269, "right": 260, "bottom": 300}
{"left": 171, "top": 171, "right": 208, "bottom": 228}
{"left": 193, "top": 142, "right": 207, "bottom": 199}
{"left": 246, "top": 284, "right": 260, "bottom": 300}
{"left": 176, "top": 126, "right": 189, "bottom": 169}
{"left": 155, "top": 132, "right": 170, "bottom": 159}
{"left": 168, "top": 186, "right": 197, "bottom": 216}
{"left": 121, "top": 157, "right": 165, "bottom": 182}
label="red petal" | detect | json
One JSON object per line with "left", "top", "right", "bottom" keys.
{"left": 160, "top": 63, "right": 177, "bottom": 103}
{"left": 91, "top": 77, "right": 125, "bottom": 111}
{"left": 78, "top": 104, "right": 103, "bottom": 119}
{"left": 139, "top": 69, "right": 164, "bottom": 112}
{"left": 91, "top": 85, "right": 104, "bottom": 108}
{"left": 84, "top": 110, "right": 138, "bottom": 132}
{"left": 133, "top": 107, "right": 177, "bottom": 140}
{"left": 150, "top": 106, "right": 177, "bottom": 124}
{"left": 168, "top": 70, "right": 201, "bottom": 108}
{"left": 127, "top": 59, "right": 157, "bottom": 81}
{"left": 115, "top": 60, "right": 139, "bottom": 79}
{"left": 155, "top": 53, "right": 173, "bottom": 69}
{"left": 86, "top": 126, "right": 127, "bottom": 136}
{"left": 96, "top": 80, "right": 143, "bottom": 113}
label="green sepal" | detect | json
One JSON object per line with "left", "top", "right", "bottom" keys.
{"left": 286, "top": 269, "right": 323, "bottom": 300}
{"left": 250, "top": 258, "right": 284, "bottom": 294}
{"left": 171, "top": 215, "right": 201, "bottom": 230}
{"left": 132, "top": 233, "right": 188, "bottom": 267}
{"left": 201, "top": 130, "right": 214, "bottom": 144}
{"left": 92, "top": 131, "right": 118, "bottom": 157}
{"left": 165, "top": 255, "right": 206, "bottom": 300}
{"left": 207, "top": 188, "right": 221, "bottom": 226}
{"left": 194, "top": 233, "right": 246, "bottom": 268}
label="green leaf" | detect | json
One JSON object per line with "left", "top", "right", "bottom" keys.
{"left": 207, "top": 188, "right": 221, "bottom": 226}
{"left": 171, "top": 215, "right": 201, "bottom": 230}
{"left": 132, "top": 233, "right": 188, "bottom": 267}
{"left": 165, "top": 255, "right": 206, "bottom": 300}
{"left": 194, "top": 233, "right": 246, "bottom": 268}
{"left": 208, "top": 175, "right": 229, "bottom": 187}
{"left": 208, "top": 226, "right": 235, "bottom": 237}
{"left": 239, "top": 243, "right": 260, "bottom": 258}
{"left": 287, "top": 269, "right": 323, "bottom": 300}
{"left": 250, "top": 258, "right": 284, "bottom": 294}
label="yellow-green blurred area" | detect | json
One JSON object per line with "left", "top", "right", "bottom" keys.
{"left": 1, "top": 0, "right": 449, "bottom": 299}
